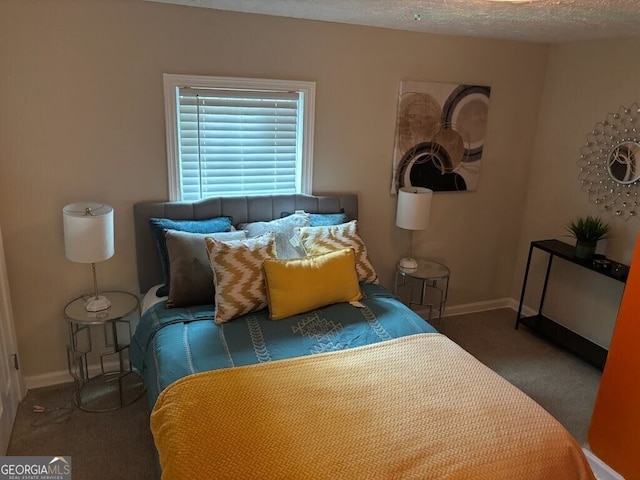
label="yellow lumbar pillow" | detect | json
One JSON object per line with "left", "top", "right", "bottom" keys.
{"left": 263, "top": 248, "right": 362, "bottom": 320}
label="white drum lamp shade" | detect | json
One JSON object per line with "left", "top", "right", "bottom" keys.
{"left": 396, "top": 187, "right": 433, "bottom": 231}
{"left": 63, "top": 203, "right": 114, "bottom": 263}
{"left": 396, "top": 187, "right": 433, "bottom": 270}
{"left": 63, "top": 202, "right": 114, "bottom": 311}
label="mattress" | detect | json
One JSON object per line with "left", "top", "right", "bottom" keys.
{"left": 130, "top": 283, "right": 437, "bottom": 405}
{"left": 151, "top": 333, "right": 594, "bottom": 480}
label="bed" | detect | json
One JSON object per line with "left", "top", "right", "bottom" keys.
{"left": 130, "top": 193, "right": 594, "bottom": 480}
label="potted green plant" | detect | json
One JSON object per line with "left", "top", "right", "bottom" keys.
{"left": 566, "top": 215, "right": 611, "bottom": 260}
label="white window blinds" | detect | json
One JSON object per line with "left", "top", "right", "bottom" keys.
{"left": 177, "top": 88, "right": 303, "bottom": 200}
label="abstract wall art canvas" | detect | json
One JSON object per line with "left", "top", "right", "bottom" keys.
{"left": 391, "top": 81, "right": 491, "bottom": 193}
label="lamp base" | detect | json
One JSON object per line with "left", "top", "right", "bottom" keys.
{"left": 399, "top": 257, "right": 419, "bottom": 270}
{"left": 85, "top": 295, "right": 111, "bottom": 312}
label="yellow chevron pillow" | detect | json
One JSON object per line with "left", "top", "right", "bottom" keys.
{"left": 205, "top": 232, "right": 276, "bottom": 324}
{"left": 295, "top": 220, "right": 378, "bottom": 284}
{"left": 263, "top": 248, "right": 362, "bottom": 320}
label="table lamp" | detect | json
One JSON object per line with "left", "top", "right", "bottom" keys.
{"left": 63, "top": 202, "right": 114, "bottom": 312}
{"left": 396, "top": 187, "right": 433, "bottom": 270}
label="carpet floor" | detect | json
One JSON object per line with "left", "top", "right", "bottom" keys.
{"left": 7, "top": 307, "right": 601, "bottom": 479}
{"left": 434, "top": 308, "right": 602, "bottom": 445}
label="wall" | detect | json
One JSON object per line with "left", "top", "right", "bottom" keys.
{"left": 513, "top": 37, "right": 640, "bottom": 349}
{"left": 0, "top": 0, "right": 548, "bottom": 383}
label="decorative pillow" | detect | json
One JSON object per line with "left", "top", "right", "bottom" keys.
{"left": 149, "top": 216, "right": 234, "bottom": 296}
{"left": 165, "top": 230, "right": 247, "bottom": 308}
{"left": 205, "top": 232, "right": 276, "bottom": 324}
{"left": 281, "top": 211, "right": 349, "bottom": 226}
{"left": 309, "top": 212, "right": 349, "bottom": 226}
{"left": 295, "top": 220, "right": 378, "bottom": 284}
{"left": 263, "top": 248, "right": 362, "bottom": 320}
{"left": 238, "top": 213, "right": 310, "bottom": 259}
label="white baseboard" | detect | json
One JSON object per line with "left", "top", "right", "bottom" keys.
{"left": 415, "top": 297, "right": 536, "bottom": 318}
{"left": 444, "top": 297, "right": 519, "bottom": 317}
{"left": 25, "top": 370, "right": 73, "bottom": 390}
{"left": 582, "top": 448, "right": 625, "bottom": 480}
{"left": 25, "top": 361, "right": 123, "bottom": 390}
{"left": 24, "top": 297, "right": 537, "bottom": 389}
{"left": 412, "top": 297, "right": 512, "bottom": 318}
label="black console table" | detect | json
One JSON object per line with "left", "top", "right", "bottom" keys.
{"left": 515, "top": 239, "right": 629, "bottom": 370}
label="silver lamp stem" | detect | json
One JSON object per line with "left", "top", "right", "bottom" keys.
{"left": 91, "top": 262, "right": 99, "bottom": 299}
{"left": 409, "top": 230, "right": 414, "bottom": 260}
{"left": 85, "top": 262, "right": 110, "bottom": 312}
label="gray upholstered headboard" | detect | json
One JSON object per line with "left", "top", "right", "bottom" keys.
{"left": 133, "top": 193, "right": 358, "bottom": 293}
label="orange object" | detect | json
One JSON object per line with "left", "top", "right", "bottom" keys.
{"left": 588, "top": 235, "right": 640, "bottom": 479}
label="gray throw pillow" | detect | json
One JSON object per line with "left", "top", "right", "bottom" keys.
{"left": 165, "top": 230, "right": 246, "bottom": 308}
{"left": 149, "top": 216, "right": 234, "bottom": 297}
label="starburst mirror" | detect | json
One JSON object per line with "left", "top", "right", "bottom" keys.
{"left": 578, "top": 103, "right": 640, "bottom": 219}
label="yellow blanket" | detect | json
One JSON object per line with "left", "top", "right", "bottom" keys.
{"left": 151, "top": 333, "right": 594, "bottom": 480}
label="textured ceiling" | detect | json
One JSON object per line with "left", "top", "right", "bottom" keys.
{"left": 147, "top": 0, "right": 640, "bottom": 43}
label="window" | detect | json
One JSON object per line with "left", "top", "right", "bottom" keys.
{"left": 163, "top": 74, "right": 315, "bottom": 201}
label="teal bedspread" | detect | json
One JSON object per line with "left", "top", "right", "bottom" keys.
{"left": 131, "top": 283, "right": 437, "bottom": 405}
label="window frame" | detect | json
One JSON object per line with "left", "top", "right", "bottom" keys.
{"left": 163, "top": 73, "right": 316, "bottom": 201}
